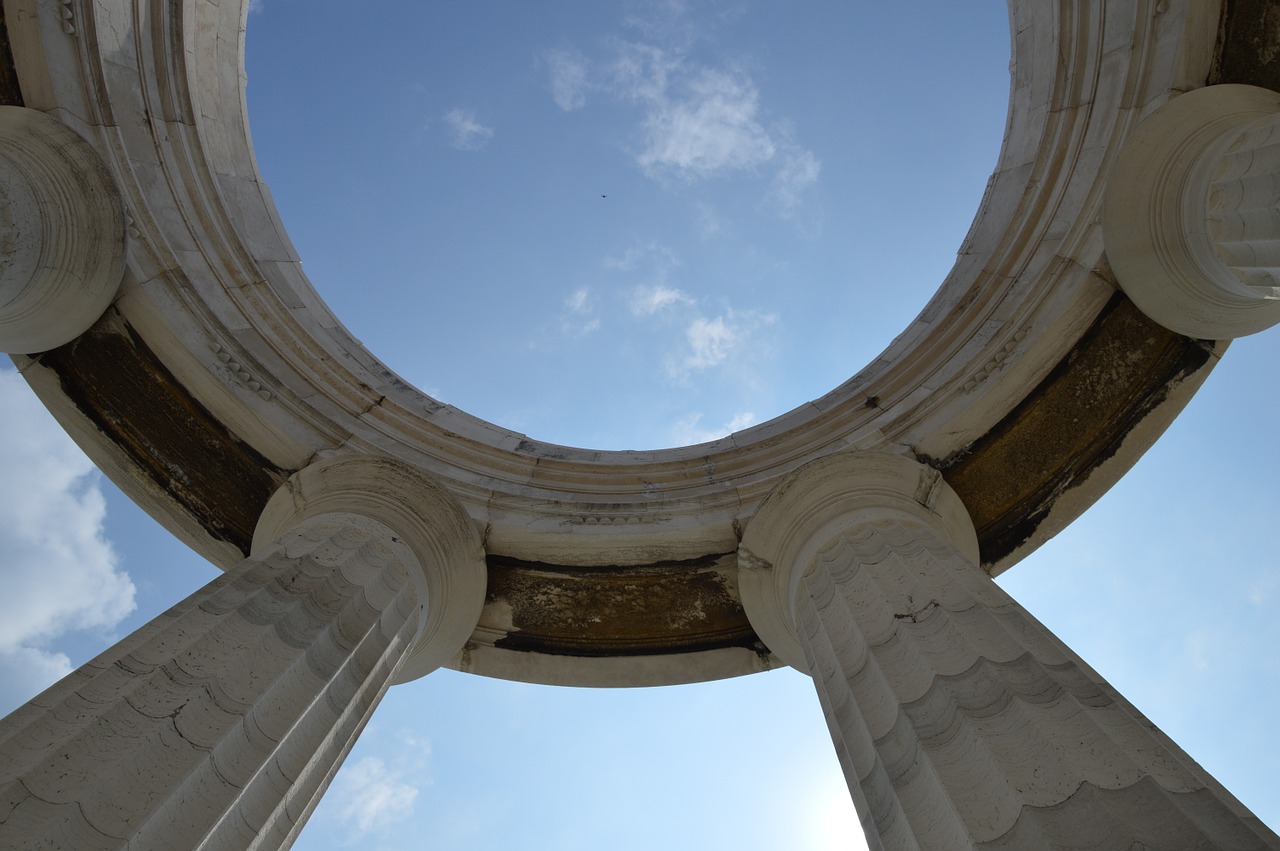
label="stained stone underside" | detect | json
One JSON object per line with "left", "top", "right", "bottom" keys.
{"left": 799, "top": 519, "right": 1277, "bottom": 849}
{"left": 0, "top": 520, "right": 421, "bottom": 850}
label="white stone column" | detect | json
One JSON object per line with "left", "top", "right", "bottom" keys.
{"left": 0, "top": 456, "right": 486, "bottom": 849}
{"left": 739, "top": 451, "right": 1280, "bottom": 850}
{"left": 1104, "top": 84, "right": 1280, "bottom": 339}
{"left": 0, "top": 105, "right": 125, "bottom": 354}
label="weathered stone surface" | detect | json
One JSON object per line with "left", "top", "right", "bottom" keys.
{"left": 36, "top": 312, "right": 287, "bottom": 554}
{"left": 935, "top": 296, "right": 1214, "bottom": 569}
{"left": 0, "top": 521, "right": 422, "bottom": 849}
{"left": 484, "top": 552, "right": 759, "bottom": 657}
{"left": 742, "top": 452, "right": 1279, "bottom": 849}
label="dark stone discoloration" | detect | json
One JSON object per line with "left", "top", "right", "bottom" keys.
{"left": 1212, "top": 0, "right": 1280, "bottom": 90}
{"left": 933, "top": 296, "right": 1213, "bottom": 568}
{"left": 0, "top": 6, "right": 20, "bottom": 107}
{"left": 486, "top": 553, "right": 761, "bottom": 657}
{"left": 35, "top": 313, "right": 288, "bottom": 555}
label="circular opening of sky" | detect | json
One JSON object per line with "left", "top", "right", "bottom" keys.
{"left": 245, "top": 1, "right": 1010, "bottom": 451}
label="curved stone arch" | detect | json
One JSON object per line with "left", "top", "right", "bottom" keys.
{"left": 1, "top": 1, "right": 1255, "bottom": 686}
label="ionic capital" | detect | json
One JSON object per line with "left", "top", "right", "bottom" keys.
{"left": 0, "top": 106, "right": 125, "bottom": 353}
{"left": 253, "top": 455, "right": 487, "bottom": 680}
{"left": 1104, "top": 84, "right": 1280, "bottom": 339}
{"left": 737, "top": 450, "right": 978, "bottom": 672}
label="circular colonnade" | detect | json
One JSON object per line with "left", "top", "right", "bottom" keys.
{"left": 2, "top": 0, "right": 1278, "bottom": 689}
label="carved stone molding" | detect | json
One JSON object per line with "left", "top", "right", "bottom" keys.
{"left": 0, "top": 105, "right": 124, "bottom": 353}
{"left": 1104, "top": 84, "right": 1280, "bottom": 339}
{"left": 737, "top": 451, "right": 978, "bottom": 672}
{"left": 252, "top": 455, "right": 488, "bottom": 681}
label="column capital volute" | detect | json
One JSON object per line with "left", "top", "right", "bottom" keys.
{"left": 737, "top": 450, "right": 978, "bottom": 673}
{"left": 1103, "top": 84, "right": 1280, "bottom": 340}
{"left": 0, "top": 105, "right": 125, "bottom": 353}
{"left": 252, "top": 455, "right": 487, "bottom": 681}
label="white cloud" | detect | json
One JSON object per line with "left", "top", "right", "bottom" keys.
{"left": 671, "top": 411, "right": 757, "bottom": 445}
{"left": 560, "top": 286, "right": 601, "bottom": 337}
{"left": 558, "top": 18, "right": 820, "bottom": 220}
{"left": 610, "top": 41, "right": 680, "bottom": 109}
{"left": 546, "top": 48, "right": 590, "bottom": 111}
{"left": 684, "top": 315, "right": 737, "bottom": 369}
{"left": 334, "top": 756, "right": 419, "bottom": 836}
{"left": 247, "top": 0, "right": 264, "bottom": 13}
{"left": 666, "top": 308, "right": 777, "bottom": 380}
{"left": 0, "top": 368, "right": 135, "bottom": 709}
{"left": 635, "top": 67, "right": 775, "bottom": 181}
{"left": 546, "top": 7, "right": 821, "bottom": 218}
{"left": 566, "top": 286, "right": 591, "bottom": 313}
{"left": 767, "top": 146, "right": 822, "bottom": 219}
{"left": 629, "top": 284, "right": 693, "bottom": 316}
{"left": 443, "top": 108, "right": 493, "bottom": 151}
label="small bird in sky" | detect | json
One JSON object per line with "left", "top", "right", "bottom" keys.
{"left": 601, "top": 194, "right": 607, "bottom": 198}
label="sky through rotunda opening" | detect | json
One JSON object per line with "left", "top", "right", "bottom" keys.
{"left": 245, "top": 1, "right": 1010, "bottom": 450}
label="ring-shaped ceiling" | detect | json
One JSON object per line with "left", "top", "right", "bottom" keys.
{"left": 3, "top": 0, "right": 1239, "bottom": 685}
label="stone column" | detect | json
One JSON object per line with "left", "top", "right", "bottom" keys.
{"left": 0, "top": 456, "right": 486, "bottom": 850}
{"left": 739, "top": 451, "right": 1279, "bottom": 850}
{"left": 1104, "top": 84, "right": 1280, "bottom": 340}
{"left": 0, "top": 105, "right": 126, "bottom": 354}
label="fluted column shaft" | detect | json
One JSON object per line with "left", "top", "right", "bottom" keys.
{"left": 796, "top": 519, "right": 1277, "bottom": 849}
{"left": 739, "top": 451, "right": 1279, "bottom": 851}
{"left": 1207, "top": 109, "right": 1280, "bottom": 293}
{"left": 0, "top": 456, "right": 487, "bottom": 850}
{"left": 0, "top": 518, "right": 421, "bottom": 849}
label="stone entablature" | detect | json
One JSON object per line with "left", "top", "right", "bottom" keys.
{"left": 0, "top": 0, "right": 1251, "bottom": 687}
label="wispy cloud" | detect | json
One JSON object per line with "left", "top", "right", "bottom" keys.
{"left": 668, "top": 309, "right": 775, "bottom": 377}
{"left": 326, "top": 730, "right": 432, "bottom": 843}
{"left": 665, "top": 308, "right": 773, "bottom": 378}
{"left": 671, "top": 411, "right": 757, "bottom": 445}
{"left": 629, "top": 284, "right": 693, "bottom": 316}
{"left": 767, "top": 145, "right": 821, "bottom": 220}
{"left": 443, "top": 108, "right": 494, "bottom": 151}
{"left": 546, "top": 48, "right": 590, "bottom": 111}
{"left": 634, "top": 67, "right": 775, "bottom": 181}
{"left": 694, "top": 201, "right": 726, "bottom": 238}
{"left": 684, "top": 315, "right": 737, "bottom": 369}
{"left": 1249, "top": 571, "right": 1279, "bottom": 606}
{"left": 0, "top": 368, "right": 135, "bottom": 712}
{"left": 561, "top": 286, "right": 601, "bottom": 336}
{"left": 336, "top": 756, "right": 419, "bottom": 835}
{"left": 545, "top": 7, "right": 822, "bottom": 219}
{"left": 600, "top": 242, "right": 776, "bottom": 382}
{"left": 604, "top": 241, "right": 680, "bottom": 274}
{"left": 605, "top": 242, "right": 694, "bottom": 316}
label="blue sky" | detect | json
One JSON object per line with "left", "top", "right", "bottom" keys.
{"left": 1, "top": 2, "right": 1277, "bottom": 848}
